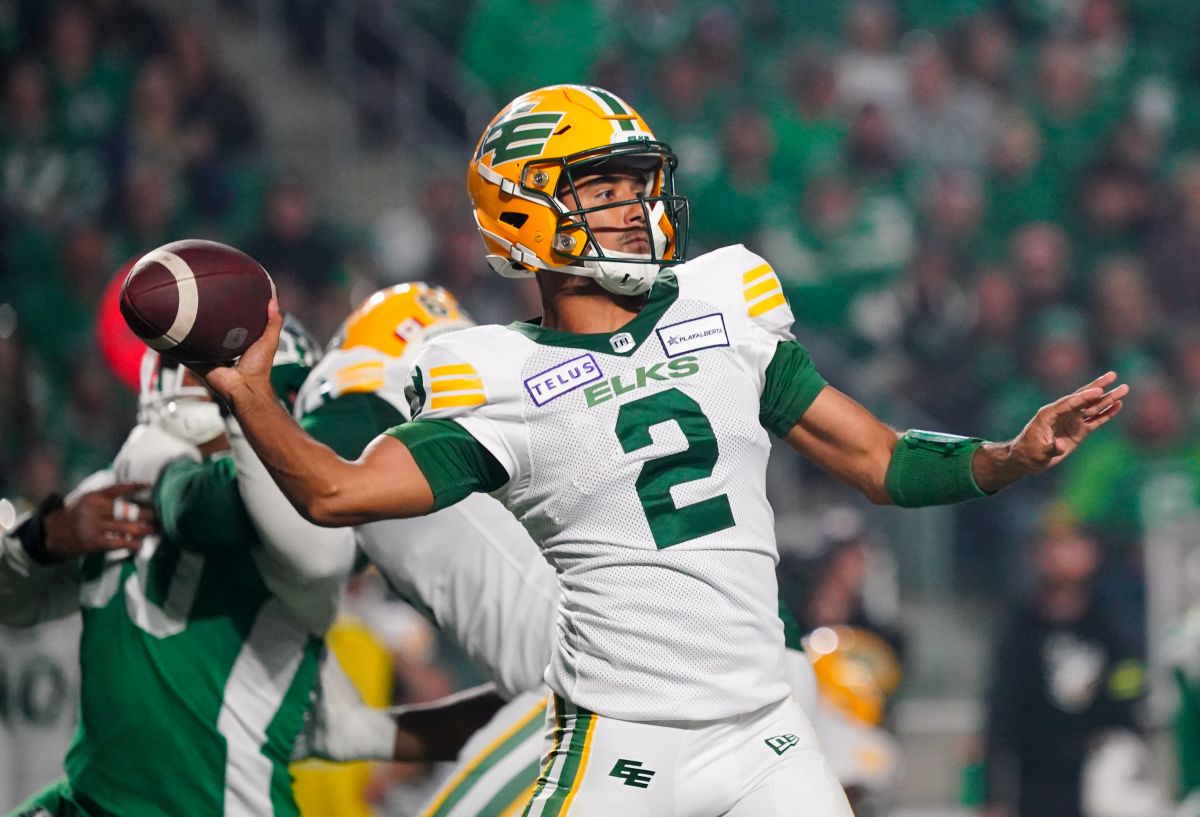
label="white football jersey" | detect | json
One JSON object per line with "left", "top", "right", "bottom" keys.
{"left": 0, "top": 618, "right": 81, "bottom": 812}
{"left": 404, "top": 245, "right": 827, "bottom": 721}
{"left": 297, "top": 345, "right": 561, "bottom": 699}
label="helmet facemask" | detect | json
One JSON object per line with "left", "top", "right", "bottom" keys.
{"left": 537, "top": 142, "right": 690, "bottom": 295}
{"left": 138, "top": 353, "right": 225, "bottom": 445}
{"left": 270, "top": 312, "right": 322, "bottom": 413}
{"left": 138, "top": 312, "right": 322, "bottom": 443}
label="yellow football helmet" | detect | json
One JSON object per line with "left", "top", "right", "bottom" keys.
{"left": 330, "top": 283, "right": 471, "bottom": 360}
{"left": 296, "top": 283, "right": 472, "bottom": 410}
{"left": 808, "top": 626, "right": 903, "bottom": 727}
{"left": 468, "top": 84, "right": 689, "bottom": 296}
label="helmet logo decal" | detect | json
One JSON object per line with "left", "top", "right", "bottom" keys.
{"left": 477, "top": 110, "right": 565, "bottom": 165}
{"left": 417, "top": 291, "right": 451, "bottom": 318}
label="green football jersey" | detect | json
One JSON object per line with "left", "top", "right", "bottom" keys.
{"left": 63, "top": 454, "right": 320, "bottom": 817}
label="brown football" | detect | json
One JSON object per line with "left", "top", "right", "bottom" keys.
{"left": 119, "top": 239, "right": 275, "bottom": 364}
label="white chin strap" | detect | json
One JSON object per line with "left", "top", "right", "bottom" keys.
{"left": 154, "top": 400, "right": 225, "bottom": 445}
{"left": 574, "top": 202, "right": 671, "bottom": 296}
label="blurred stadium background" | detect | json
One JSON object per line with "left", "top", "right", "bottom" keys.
{"left": 2, "top": 0, "right": 1200, "bottom": 815}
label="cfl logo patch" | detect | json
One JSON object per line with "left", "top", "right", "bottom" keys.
{"left": 610, "top": 758, "right": 656, "bottom": 788}
{"left": 609, "top": 332, "right": 634, "bottom": 353}
{"left": 764, "top": 734, "right": 800, "bottom": 756}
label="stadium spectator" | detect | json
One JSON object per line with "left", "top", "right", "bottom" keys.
{"left": 1146, "top": 156, "right": 1200, "bottom": 316}
{"left": 170, "top": 20, "right": 258, "bottom": 162}
{"left": 242, "top": 174, "right": 350, "bottom": 341}
{"left": 982, "top": 523, "right": 1145, "bottom": 817}
{"left": 46, "top": 3, "right": 131, "bottom": 149}
{"left": 1088, "top": 254, "right": 1165, "bottom": 372}
{"left": 688, "top": 105, "right": 778, "bottom": 252}
{"left": 770, "top": 48, "right": 846, "bottom": 191}
{"left": 1008, "top": 221, "right": 1075, "bottom": 314}
{"left": 459, "top": 0, "right": 611, "bottom": 107}
{"left": 1060, "top": 373, "right": 1200, "bottom": 557}
{"left": 835, "top": 1, "right": 906, "bottom": 115}
{"left": 895, "top": 38, "right": 999, "bottom": 172}
{"left": 1, "top": 60, "right": 106, "bottom": 227}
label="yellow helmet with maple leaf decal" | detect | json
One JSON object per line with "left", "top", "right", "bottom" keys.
{"left": 294, "top": 283, "right": 473, "bottom": 418}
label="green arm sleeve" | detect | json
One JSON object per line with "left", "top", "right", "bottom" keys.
{"left": 1176, "top": 669, "right": 1200, "bottom": 795}
{"left": 884, "top": 430, "right": 989, "bottom": 507}
{"left": 153, "top": 457, "right": 259, "bottom": 554}
{"left": 760, "top": 341, "right": 829, "bottom": 437}
{"left": 300, "top": 392, "right": 406, "bottom": 459}
{"left": 385, "top": 419, "right": 509, "bottom": 511}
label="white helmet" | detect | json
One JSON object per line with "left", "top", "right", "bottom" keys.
{"left": 137, "top": 351, "right": 224, "bottom": 445}
{"left": 138, "top": 312, "right": 322, "bottom": 444}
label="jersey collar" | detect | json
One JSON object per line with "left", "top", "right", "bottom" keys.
{"left": 507, "top": 270, "right": 679, "bottom": 355}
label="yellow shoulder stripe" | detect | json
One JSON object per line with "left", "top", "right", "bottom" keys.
{"left": 430, "top": 376, "right": 483, "bottom": 394}
{"left": 430, "top": 363, "right": 477, "bottom": 378}
{"left": 430, "top": 393, "right": 487, "bottom": 410}
{"left": 334, "top": 360, "right": 386, "bottom": 394}
{"left": 748, "top": 292, "right": 787, "bottom": 317}
{"left": 426, "top": 361, "right": 486, "bottom": 409}
{"left": 743, "top": 262, "right": 786, "bottom": 318}
{"left": 744, "top": 277, "right": 780, "bottom": 301}
{"left": 742, "top": 263, "right": 773, "bottom": 285}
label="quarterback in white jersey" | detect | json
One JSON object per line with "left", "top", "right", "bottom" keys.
{"left": 399, "top": 242, "right": 815, "bottom": 722}
{"left": 203, "top": 85, "right": 1127, "bottom": 816}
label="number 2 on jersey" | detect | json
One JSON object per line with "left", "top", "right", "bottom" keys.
{"left": 614, "top": 388, "right": 735, "bottom": 548}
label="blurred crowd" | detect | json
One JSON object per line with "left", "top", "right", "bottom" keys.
{"left": 4, "top": 0, "right": 1200, "bottom": 814}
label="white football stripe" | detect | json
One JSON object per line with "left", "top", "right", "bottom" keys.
{"left": 140, "top": 249, "right": 199, "bottom": 351}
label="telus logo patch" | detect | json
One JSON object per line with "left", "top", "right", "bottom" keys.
{"left": 524, "top": 354, "right": 603, "bottom": 406}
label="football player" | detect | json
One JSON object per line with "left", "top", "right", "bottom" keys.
{"left": 235, "top": 284, "right": 819, "bottom": 816}
{"left": 0, "top": 317, "right": 347, "bottom": 817}
{"left": 201, "top": 85, "right": 1127, "bottom": 816}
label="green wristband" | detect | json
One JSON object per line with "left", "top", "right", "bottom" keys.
{"left": 884, "top": 430, "right": 989, "bottom": 508}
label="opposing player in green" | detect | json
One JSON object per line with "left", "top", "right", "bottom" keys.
{"left": 0, "top": 318, "right": 343, "bottom": 817}
{"left": 202, "top": 85, "right": 1128, "bottom": 816}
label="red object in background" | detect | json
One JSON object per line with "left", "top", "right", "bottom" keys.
{"left": 96, "top": 258, "right": 145, "bottom": 392}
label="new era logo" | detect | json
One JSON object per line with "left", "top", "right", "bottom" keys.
{"left": 610, "top": 758, "right": 656, "bottom": 788}
{"left": 765, "top": 734, "right": 800, "bottom": 756}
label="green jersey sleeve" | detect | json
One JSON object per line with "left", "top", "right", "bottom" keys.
{"left": 759, "top": 340, "right": 828, "bottom": 437}
{"left": 154, "top": 456, "right": 259, "bottom": 553}
{"left": 385, "top": 419, "right": 509, "bottom": 511}
{"left": 300, "top": 391, "right": 406, "bottom": 459}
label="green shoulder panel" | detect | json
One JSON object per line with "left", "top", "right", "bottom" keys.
{"left": 386, "top": 419, "right": 508, "bottom": 510}
{"left": 300, "top": 391, "right": 406, "bottom": 460}
{"left": 153, "top": 456, "right": 258, "bottom": 554}
{"left": 759, "top": 340, "right": 828, "bottom": 437}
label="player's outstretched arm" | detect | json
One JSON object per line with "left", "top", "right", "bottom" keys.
{"left": 970, "top": 371, "right": 1127, "bottom": 492}
{"left": 198, "top": 301, "right": 435, "bottom": 526}
{"left": 784, "top": 371, "right": 1127, "bottom": 506}
{"left": 783, "top": 386, "right": 900, "bottom": 504}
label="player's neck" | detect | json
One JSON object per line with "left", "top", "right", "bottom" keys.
{"left": 536, "top": 272, "right": 644, "bottom": 334}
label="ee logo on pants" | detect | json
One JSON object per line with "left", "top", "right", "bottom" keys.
{"left": 610, "top": 758, "right": 656, "bottom": 788}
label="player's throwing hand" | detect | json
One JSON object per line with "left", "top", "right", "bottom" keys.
{"left": 196, "top": 298, "right": 284, "bottom": 409}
